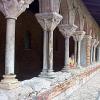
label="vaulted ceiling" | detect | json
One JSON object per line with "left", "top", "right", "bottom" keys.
{"left": 82, "top": 0, "right": 100, "bottom": 26}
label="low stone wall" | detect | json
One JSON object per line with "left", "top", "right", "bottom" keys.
{"left": 0, "top": 64, "right": 100, "bottom": 100}
{"left": 37, "top": 65, "right": 100, "bottom": 100}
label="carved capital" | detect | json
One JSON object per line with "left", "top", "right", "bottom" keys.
{"left": 0, "top": 0, "right": 34, "bottom": 19}
{"left": 58, "top": 24, "right": 78, "bottom": 38}
{"left": 94, "top": 40, "right": 99, "bottom": 48}
{"left": 84, "top": 35, "right": 92, "bottom": 45}
{"left": 98, "top": 42, "right": 100, "bottom": 47}
{"left": 35, "top": 12, "right": 63, "bottom": 31}
{"left": 73, "top": 31, "right": 85, "bottom": 41}
{"left": 85, "top": 35, "right": 92, "bottom": 40}
{"left": 91, "top": 38, "right": 96, "bottom": 47}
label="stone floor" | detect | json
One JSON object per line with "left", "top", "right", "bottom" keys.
{"left": 0, "top": 66, "right": 100, "bottom": 100}
{"left": 66, "top": 71, "right": 100, "bottom": 100}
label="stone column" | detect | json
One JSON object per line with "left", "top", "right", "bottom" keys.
{"left": 36, "top": 12, "right": 63, "bottom": 77}
{"left": 73, "top": 36, "right": 78, "bottom": 66}
{"left": 93, "top": 40, "right": 99, "bottom": 63}
{"left": 77, "top": 40, "right": 81, "bottom": 67}
{"left": 64, "top": 36, "right": 70, "bottom": 70}
{"left": 5, "top": 18, "right": 16, "bottom": 75}
{"left": 91, "top": 38, "right": 96, "bottom": 64}
{"left": 58, "top": 24, "right": 77, "bottom": 71}
{"left": 85, "top": 35, "right": 92, "bottom": 66}
{"left": 41, "top": 29, "right": 48, "bottom": 75}
{"left": 97, "top": 44, "right": 100, "bottom": 62}
{"left": 73, "top": 31, "right": 85, "bottom": 68}
{"left": 0, "top": 0, "right": 34, "bottom": 90}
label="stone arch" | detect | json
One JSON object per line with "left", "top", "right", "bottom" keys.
{"left": 59, "top": 0, "right": 69, "bottom": 24}
{"left": 74, "top": 9, "right": 80, "bottom": 31}
{"left": 83, "top": 17, "right": 88, "bottom": 34}
{"left": 38, "top": 0, "right": 61, "bottom": 13}
{"left": 29, "top": 0, "right": 39, "bottom": 13}
{"left": 15, "top": 1, "right": 43, "bottom": 80}
{"left": 92, "top": 25, "right": 96, "bottom": 38}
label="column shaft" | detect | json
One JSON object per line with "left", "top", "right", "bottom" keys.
{"left": 74, "top": 41, "right": 77, "bottom": 64}
{"left": 97, "top": 47, "right": 100, "bottom": 61}
{"left": 86, "top": 39, "right": 91, "bottom": 65}
{"left": 43, "top": 30, "right": 48, "bottom": 73}
{"left": 91, "top": 46, "right": 93, "bottom": 64}
{"left": 77, "top": 41, "right": 81, "bottom": 67}
{"left": 93, "top": 47, "right": 96, "bottom": 62}
{"left": 65, "top": 36, "right": 69, "bottom": 67}
{"left": 5, "top": 18, "right": 16, "bottom": 74}
{"left": 48, "top": 30, "right": 53, "bottom": 72}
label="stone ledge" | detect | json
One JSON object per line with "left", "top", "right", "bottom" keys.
{"left": 37, "top": 65, "right": 100, "bottom": 100}
{"left": 0, "top": 64, "right": 100, "bottom": 100}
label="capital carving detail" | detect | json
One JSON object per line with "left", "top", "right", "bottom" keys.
{"left": 91, "top": 38, "right": 96, "bottom": 47}
{"left": 94, "top": 40, "right": 99, "bottom": 48}
{"left": 73, "top": 31, "right": 85, "bottom": 41}
{"left": 85, "top": 35, "right": 92, "bottom": 40}
{"left": 0, "top": 0, "right": 34, "bottom": 19}
{"left": 58, "top": 24, "right": 78, "bottom": 38}
{"left": 35, "top": 12, "right": 63, "bottom": 31}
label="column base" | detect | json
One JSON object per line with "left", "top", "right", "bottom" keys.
{"left": 47, "top": 70, "right": 56, "bottom": 79}
{"left": 61, "top": 66, "right": 69, "bottom": 72}
{"left": 0, "top": 74, "right": 20, "bottom": 90}
{"left": 77, "top": 65, "right": 83, "bottom": 69}
{"left": 38, "top": 70, "right": 48, "bottom": 78}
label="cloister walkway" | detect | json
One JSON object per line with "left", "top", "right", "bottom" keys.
{"left": 66, "top": 71, "right": 100, "bottom": 100}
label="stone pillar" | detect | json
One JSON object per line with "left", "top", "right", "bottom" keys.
{"left": 93, "top": 40, "right": 99, "bottom": 63}
{"left": 36, "top": 12, "right": 63, "bottom": 77}
{"left": 41, "top": 29, "right": 48, "bottom": 76}
{"left": 77, "top": 40, "right": 81, "bottom": 67}
{"left": 97, "top": 44, "right": 100, "bottom": 62}
{"left": 85, "top": 35, "right": 92, "bottom": 66}
{"left": 5, "top": 18, "right": 16, "bottom": 74}
{"left": 58, "top": 24, "right": 77, "bottom": 71}
{"left": 91, "top": 38, "right": 96, "bottom": 64}
{"left": 64, "top": 36, "right": 70, "bottom": 70}
{"left": 73, "top": 31, "right": 85, "bottom": 68}
{"left": 93, "top": 46, "right": 96, "bottom": 63}
{"left": 73, "top": 37, "right": 78, "bottom": 66}
{"left": 0, "top": 0, "right": 34, "bottom": 90}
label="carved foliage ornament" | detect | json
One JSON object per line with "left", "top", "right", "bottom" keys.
{"left": 36, "top": 12, "right": 63, "bottom": 31}
{"left": 0, "top": 0, "right": 34, "bottom": 19}
{"left": 94, "top": 40, "right": 99, "bottom": 48}
{"left": 91, "top": 39, "right": 96, "bottom": 47}
{"left": 58, "top": 24, "right": 78, "bottom": 38}
{"left": 73, "top": 31, "right": 85, "bottom": 41}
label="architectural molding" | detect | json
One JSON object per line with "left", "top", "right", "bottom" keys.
{"left": 36, "top": 12, "right": 63, "bottom": 31}
{"left": 58, "top": 24, "right": 78, "bottom": 38}
{"left": 0, "top": 0, "right": 34, "bottom": 19}
{"left": 73, "top": 31, "right": 86, "bottom": 41}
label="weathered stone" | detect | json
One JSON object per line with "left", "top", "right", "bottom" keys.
{"left": 58, "top": 24, "right": 77, "bottom": 72}
{"left": 36, "top": 12, "right": 62, "bottom": 77}
{"left": 73, "top": 31, "right": 85, "bottom": 68}
{"left": 0, "top": 0, "right": 34, "bottom": 19}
